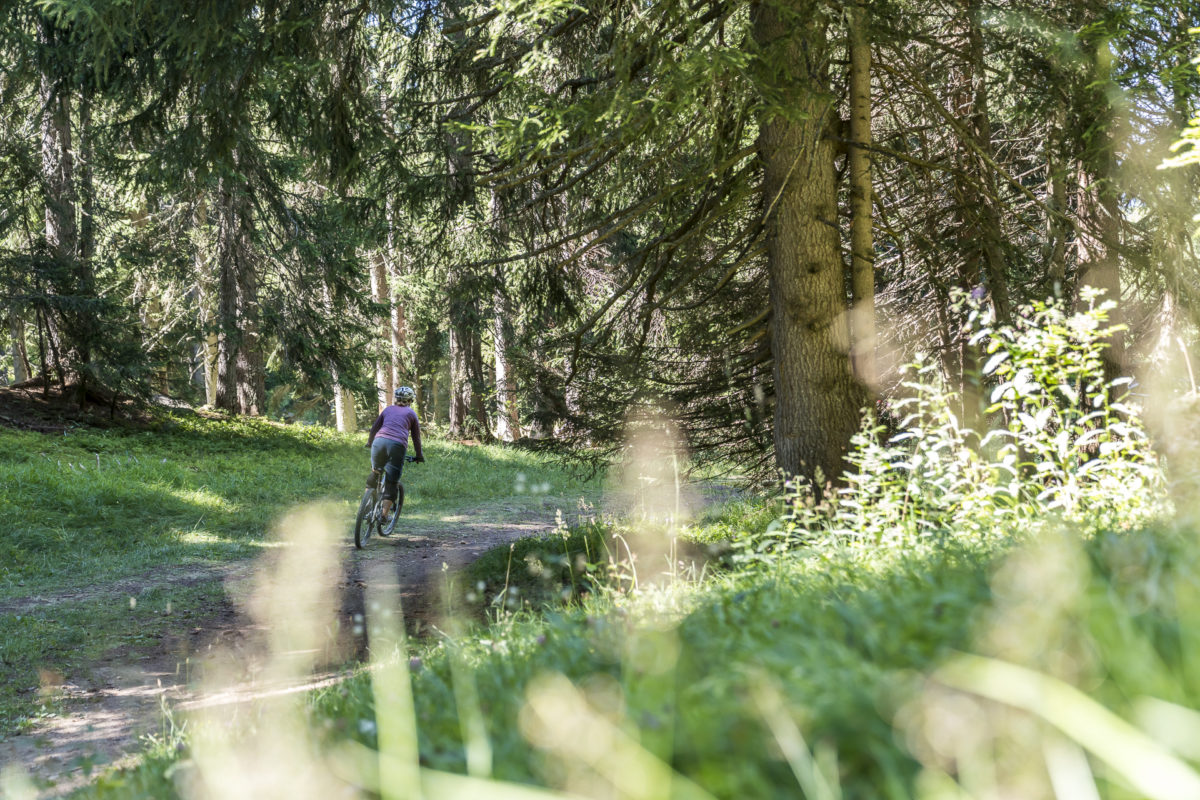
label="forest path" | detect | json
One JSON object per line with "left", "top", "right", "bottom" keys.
{"left": 0, "top": 495, "right": 587, "bottom": 797}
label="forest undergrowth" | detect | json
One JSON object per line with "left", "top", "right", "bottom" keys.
{"left": 36, "top": 299, "right": 1200, "bottom": 799}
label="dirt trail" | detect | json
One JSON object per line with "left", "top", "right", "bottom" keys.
{"left": 0, "top": 501, "right": 574, "bottom": 797}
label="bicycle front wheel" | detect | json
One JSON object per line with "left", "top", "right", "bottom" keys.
{"left": 354, "top": 487, "right": 376, "bottom": 549}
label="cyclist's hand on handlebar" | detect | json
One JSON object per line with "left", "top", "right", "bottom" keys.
{"left": 414, "top": 455, "right": 425, "bottom": 463}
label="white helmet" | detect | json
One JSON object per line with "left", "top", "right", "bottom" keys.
{"left": 394, "top": 386, "right": 416, "bottom": 405}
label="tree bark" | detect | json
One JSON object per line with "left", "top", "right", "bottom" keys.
{"left": 214, "top": 177, "right": 265, "bottom": 415}
{"left": 962, "top": 0, "right": 1011, "bottom": 323}
{"left": 237, "top": 259, "right": 265, "bottom": 414}
{"left": 467, "top": 328, "right": 490, "bottom": 438}
{"left": 429, "top": 368, "right": 440, "bottom": 424}
{"left": 1075, "top": 162, "right": 1124, "bottom": 379}
{"left": 449, "top": 326, "right": 470, "bottom": 437}
{"left": 193, "top": 197, "right": 220, "bottom": 406}
{"left": 493, "top": 281, "right": 520, "bottom": 441}
{"left": 332, "top": 371, "right": 356, "bottom": 432}
{"left": 371, "top": 251, "right": 393, "bottom": 411}
{"left": 38, "top": 15, "right": 77, "bottom": 391}
{"left": 39, "top": 23, "right": 76, "bottom": 270}
{"left": 1044, "top": 107, "right": 1070, "bottom": 294}
{"left": 847, "top": 2, "right": 876, "bottom": 388}
{"left": 9, "top": 315, "right": 29, "bottom": 384}
{"left": 754, "top": 0, "right": 865, "bottom": 492}
{"left": 385, "top": 199, "right": 408, "bottom": 394}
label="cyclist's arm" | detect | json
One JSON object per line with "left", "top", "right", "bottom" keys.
{"left": 411, "top": 414, "right": 424, "bottom": 461}
{"left": 367, "top": 412, "right": 385, "bottom": 446}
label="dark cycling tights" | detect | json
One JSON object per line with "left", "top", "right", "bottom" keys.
{"left": 370, "top": 437, "right": 408, "bottom": 499}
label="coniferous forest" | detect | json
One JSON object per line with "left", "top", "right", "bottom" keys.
{"left": 4, "top": 0, "right": 1195, "bottom": 483}
{"left": 4, "top": 0, "right": 1200, "bottom": 797}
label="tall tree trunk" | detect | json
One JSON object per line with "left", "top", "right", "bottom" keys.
{"left": 9, "top": 315, "right": 30, "bottom": 384}
{"left": 1075, "top": 163, "right": 1123, "bottom": 378}
{"left": 429, "top": 367, "right": 440, "bottom": 424}
{"left": 39, "top": 16, "right": 76, "bottom": 392}
{"left": 467, "top": 329, "right": 490, "bottom": 439}
{"left": 962, "top": 0, "right": 1011, "bottom": 323}
{"left": 235, "top": 262, "right": 266, "bottom": 415}
{"left": 847, "top": 2, "right": 876, "bottom": 388}
{"left": 413, "top": 370, "right": 425, "bottom": 419}
{"left": 449, "top": 326, "right": 470, "bottom": 437}
{"left": 391, "top": 276, "right": 407, "bottom": 391}
{"left": 386, "top": 199, "right": 408, "bottom": 393}
{"left": 332, "top": 370, "right": 356, "bottom": 432}
{"left": 78, "top": 93, "right": 95, "bottom": 268}
{"left": 1150, "top": 13, "right": 1196, "bottom": 371}
{"left": 215, "top": 183, "right": 240, "bottom": 412}
{"left": 214, "top": 177, "right": 265, "bottom": 415}
{"left": 1074, "top": 29, "right": 1125, "bottom": 381}
{"left": 193, "top": 197, "right": 219, "bottom": 406}
{"left": 1045, "top": 154, "right": 1070, "bottom": 293}
{"left": 754, "top": 0, "right": 865, "bottom": 492}
{"left": 40, "top": 26, "right": 76, "bottom": 270}
{"left": 493, "top": 280, "right": 520, "bottom": 441}
{"left": 371, "top": 251, "right": 393, "bottom": 411}
{"left": 1044, "top": 101, "right": 1071, "bottom": 295}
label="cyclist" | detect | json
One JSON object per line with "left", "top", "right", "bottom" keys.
{"left": 366, "top": 386, "right": 424, "bottom": 525}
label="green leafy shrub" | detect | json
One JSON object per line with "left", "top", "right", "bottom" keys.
{"left": 786, "top": 293, "right": 1167, "bottom": 548}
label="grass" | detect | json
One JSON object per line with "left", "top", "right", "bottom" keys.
{"left": 297, "top": 535, "right": 1003, "bottom": 799}
{"left": 0, "top": 583, "right": 226, "bottom": 737}
{"left": 64, "top": 509, "right": 1200, "bottom": 799}
{"left": 0, "top": 413, "right": 605, "bottom": 735}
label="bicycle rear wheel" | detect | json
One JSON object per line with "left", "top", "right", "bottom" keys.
{"left": 381, "top": 483, "right": 404, "bottom": 536}
{"left": 354, "top": 487, "right": 376, "bottom": 549}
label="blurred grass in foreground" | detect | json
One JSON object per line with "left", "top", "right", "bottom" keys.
{"left": 62, "top": 518, "right": 1200, "bottom": 800}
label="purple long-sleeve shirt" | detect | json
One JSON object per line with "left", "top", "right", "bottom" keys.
{"left": 368, "top": 404, "right": 423, "bottom": 454}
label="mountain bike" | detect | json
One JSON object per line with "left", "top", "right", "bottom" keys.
{"left": 355, "top": 455, "right": 416, "bottom": 549}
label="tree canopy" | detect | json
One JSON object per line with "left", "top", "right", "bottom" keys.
{"left": 1, "top": 0, "right": 1197, "bottom": 485}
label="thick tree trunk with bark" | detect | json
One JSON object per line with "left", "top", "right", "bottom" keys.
{"left": 214, "top": 178, "right": 265, "bottom": 415}
{"left": 754, "top": 0, "right": 865, "bottom": 491}
{"left": 847, "top": 2, "right": 876, "bottom": 387}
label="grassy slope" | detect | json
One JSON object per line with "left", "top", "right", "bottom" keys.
{"left": 0, "top": 415, "right": 602, "bottom": 734}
